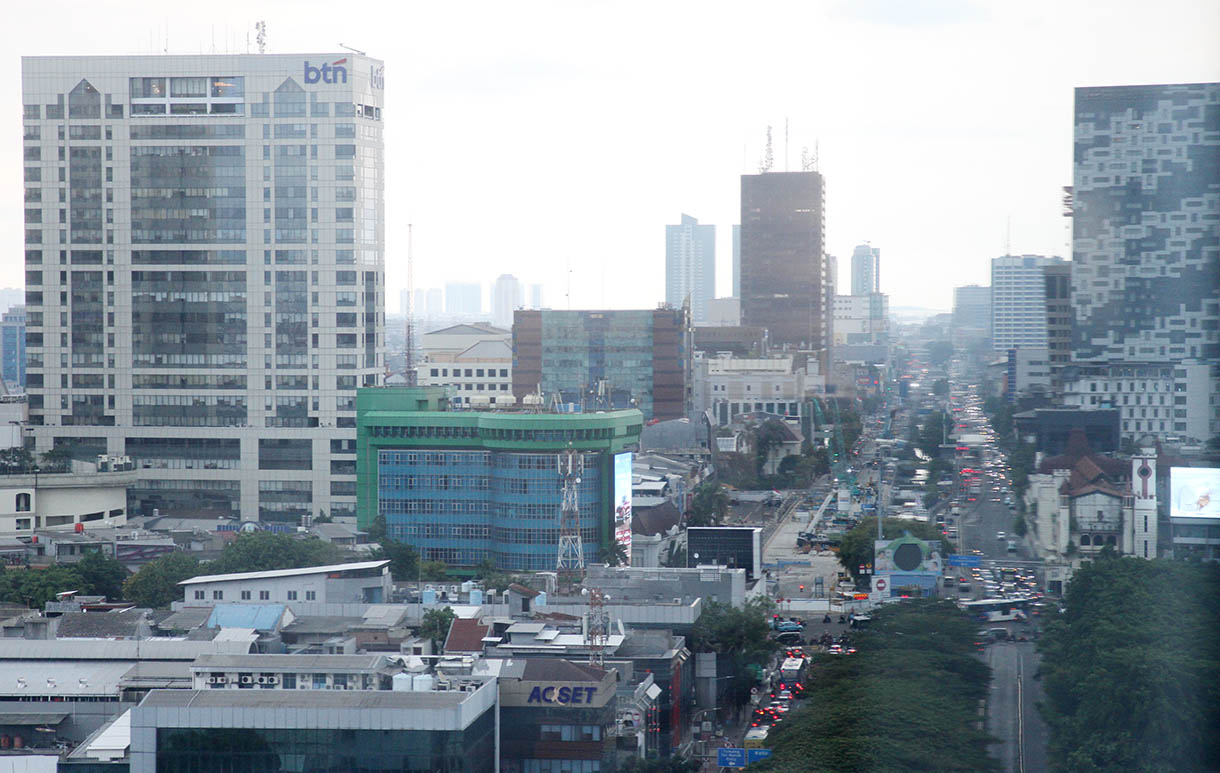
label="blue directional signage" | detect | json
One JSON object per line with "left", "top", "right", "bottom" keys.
{"left": 947, "top": 554, "right": 981, "bottom": 568}
{"left": 748, "top": 748, "right": 774, "bottom": 762}
{"left": 717, "top": 747, "right": 747, "bottom": 768}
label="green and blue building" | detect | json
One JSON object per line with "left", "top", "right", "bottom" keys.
{"left": 357, "top": 387, "right": 642, "bottom": 571}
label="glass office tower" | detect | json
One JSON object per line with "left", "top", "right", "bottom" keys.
{"left": 20, "top": 54, "right": 386, "bottom": 522}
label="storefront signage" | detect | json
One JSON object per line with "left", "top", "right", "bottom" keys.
{"left": 526, "top": 685, "right": 598, "bottom": 705}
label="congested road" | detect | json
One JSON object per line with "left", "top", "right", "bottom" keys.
{"left": 986, "top": 640, "right": 1049, "bottom": 773}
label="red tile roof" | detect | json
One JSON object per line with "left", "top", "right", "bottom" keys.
{"left": 442, "top": 617, "right": 489, "bottom": 654}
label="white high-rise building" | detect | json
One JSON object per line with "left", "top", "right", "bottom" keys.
{"left": 491, "top": 274, "right": 523, "bottom": 328}
{"left": 20, "top": 53, "right": 386, "bottom": 523}
{"left": 665, "top": 214, "right": 715, "bottom": 323}
{"left": 990, "top": 255, "right": 1064, "bottom": 352}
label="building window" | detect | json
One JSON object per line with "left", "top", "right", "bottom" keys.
{"left": 240, "top": 590, "right": 252, "bottom": 600}
{"left": 305, "top": 591, "right": 316, "bottom": 601}
{"left": 259, "top": 590, "right": 270, "bottom": 600}
{"left": 213, "top": 590, "right": 223, "bottom": 600}
{"left": 15, "top": 493, "right": 31, "bottom": 512}
{"left": 287, "top": 590, "right": 298, "bottom": 601}
{"left": 194, "top": 590, "right": 205, "bottom": 600}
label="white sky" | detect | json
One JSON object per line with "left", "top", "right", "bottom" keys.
{"left": 2, "top": 0, "right": 1218, "bottom": 312}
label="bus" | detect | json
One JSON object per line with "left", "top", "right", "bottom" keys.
{"left": 744, "top": 727, "right": 769, "bottom": 749}
{"left": 779, "top": 656, "right": 806, "bottom": 689}
{"left": 959, "top": 596, "right": 1035, "bottom": 622}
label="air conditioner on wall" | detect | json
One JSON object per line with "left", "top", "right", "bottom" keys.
{"left": 240, "top": 676, "right": 253, "bottom": 684}
{"left": 266, "top": 676, "right": 279, "bottom": 684}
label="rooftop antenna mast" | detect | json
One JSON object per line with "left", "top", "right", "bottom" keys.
{"left": 405, "top": 224, "right": 417, "bottom": 386}
{"left": 339, "top": 43, "right": 367, "bottom": 56}
{"left": 583, "top": 587, "right": 609, "bottom": 667}
{"left": 255, "top": 21, "right": 266, "bottom": 54}
{"left": 556, "top": 447, "right": 586, "bottom": 592}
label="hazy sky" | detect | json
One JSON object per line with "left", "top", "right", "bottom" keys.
{"left": 2, "top": 0, "right": 1218, "bottom": 312}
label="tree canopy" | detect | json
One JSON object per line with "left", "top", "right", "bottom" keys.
{"left": 122, "top": 552, "right": 202, "bottom": 609}
{"left": 1037, "top": 557, "right": 1220, "bottom": 772}
{"left": 206, "top": 531, "right": 346, "bottom": 576}
{"left": 687, "top": 482, "right": 729, "bottom": 527}
{"left": 418, "top": 606, "right": 457, "bottom": 649}
{"left": 688, "top": 598, "right": 777, "bottom": 706}
{"left": 753, "top": 600, "right": 997, "bottom": 773}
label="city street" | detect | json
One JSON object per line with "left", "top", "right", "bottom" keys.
{"left": 986, "top": 639, "right": 1050, "bottom": 773}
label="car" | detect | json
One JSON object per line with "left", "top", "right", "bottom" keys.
{"left": 774, "top": 632, "right": 803, "bottom": 645}
{"left": 777, "top": 689, "right": 793, "bottom": 701}
{"left": 996, "top": 531, "right": 1006, "bottom": 540}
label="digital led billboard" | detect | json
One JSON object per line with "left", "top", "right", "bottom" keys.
{"left": 613, "top": 452, "right": 633, "bottom": 565}
{"left": 1170, "top": 467, "right": 1220, "bottom": 519}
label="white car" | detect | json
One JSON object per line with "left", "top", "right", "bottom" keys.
{"left": 996, "top": 531, "right": 1006, "bottom": 540}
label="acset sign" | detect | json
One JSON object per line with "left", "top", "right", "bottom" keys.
{"left": 527, "top": 685, "right": 598, "bottom": 705}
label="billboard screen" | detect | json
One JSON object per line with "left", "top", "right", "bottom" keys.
{"left": 613, "top": 452, "right": 633, "bottom": 565}
{"left": 1170, "top": 467, "right": 1220, "bottom": 519}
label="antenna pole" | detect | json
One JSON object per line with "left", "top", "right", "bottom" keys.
{"left": 405, "top": 224, "right": 417, "bottom": 386}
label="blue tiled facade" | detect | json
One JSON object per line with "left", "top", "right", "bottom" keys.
{"left": 1, "top": 307, "right": 26, "bottom": 387}
{"left": 377, "top": 449, "right": 602, "bottom": 571}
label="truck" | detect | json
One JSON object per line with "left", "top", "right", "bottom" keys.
{"left": 744, "top": 726, "right": 770, "bottom": 749}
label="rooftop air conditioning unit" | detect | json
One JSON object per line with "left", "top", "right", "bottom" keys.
{"left": 240, "top": 676, "right": 253, "bottom": 684}
{"left": 266, "top": 676, "right": 279, "bottom": 684}
{"left": 206, "top": 677, "right": 219, "bottom": 684}
{"left": 215, "top": 677, "right": 227, "bottom": 684}
{"left": 256, "top": 676, "right": 267, "bottom": 684}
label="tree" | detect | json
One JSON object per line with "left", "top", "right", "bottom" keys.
{"left": 688, "top": 598, "right": 777, "bottom": 706}
{"left": 206, "top": 532, "right": 346, "bottom": 576}
{"left": 366, "top": 513, "right": 388, "bottom": 542}
{"left": 927, "top": 339, "right": 954, "bottom": 368}
{"left": 418, "top": 606, "right": 457, "bottom": 649}
{"left": 688, "top": 482, "right": 729, "bottom": 527}
{"left": 369, "top": 538, "right": 419, "bottom": 581}
{"left": 0, "top": 565, "right": 85, "bottom": 608}
{"left": 122, "top": 551, "right": 201, "bottom": 609}
{"left": 0, "top": 446, "right": 34, "bottom": 473}
{"left": 753, "top": 600, "right": 997, "bottom": 773}
{"left": 659, "top": 542, "right": 687, "bottom": 568}
{"left": 932, "top": 378, "right": 950, "bottom": 397}
{"left": 75, "top": 550, "right": 127, "bottom": 601}
{"left": 1038, "top": 559, "right": 1220, "bottom": 772}
{"left": 598, "top": 541, "right": 628, "bottom": 567}
{"left": 838, "top": 517, "right": 955, "bottom": 585}
{"left": 916, "top": 410, "right": 947, "bottom": 457}
{"left": 419, "top": 560, "right": 449, "bottom": 581}
{"left": 39, "top": 445, "right": 73, "bottom": 472}
{"left": 1012, "top": 512, "right": 1028, "bottom": 537}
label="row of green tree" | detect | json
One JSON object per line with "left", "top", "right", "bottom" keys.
{"left": 754, "top": 599, "right": 997, "bottom": 772}
{"left": 687, "top": 597, "right": 777, "bottom": 706}
{"left": 1037, "top": 556, "right": 1220, "bottom": 772}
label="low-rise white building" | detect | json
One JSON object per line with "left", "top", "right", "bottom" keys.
{"left": 694, "top": 354, "right": 810, "bottom": 426}
{"left": 1062, "top": 361, "right": 1213, "bottom": 443}
{"left": 179, "top": 560, "right": 392, "bottom": 606}
{"left": 832, "top": 293, "right": 889, "bottom": 346}
{"left": 417, "top": 323, "right": 514, "bottom": 408}
{"left": 0, "top": 459, "right": 133, "bottom": 535}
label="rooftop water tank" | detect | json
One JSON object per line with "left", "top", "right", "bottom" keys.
{"left": 412, "top": 674, "right": 434, "bottom": 692}
{"left": 468, "top": 589, "right": 483, "bottom": 606}
{"left": 391, "top": 672, "right": 412, "bottom": 692}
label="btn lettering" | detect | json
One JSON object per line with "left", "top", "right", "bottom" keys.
{"left": 304, "top": 59, "right": 348, "bottom": 85}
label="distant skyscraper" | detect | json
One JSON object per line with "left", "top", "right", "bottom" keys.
{"left": 850, "top": 244, "right": 880, "bottom": 295}
{"left": 0, "top": 306, "right": 26, "bottom": 387}
{"left": 953, "top": 285, "right": 991, "bottom": 331}
{"left": 21, "top": 52, "right": 386, "bottom": 522}
{"left": 1063, "top": 82, "right": 1220, "bottom": 444}
{"left": 424, "top": 288, "right": 444, "bottom": 317}
{"left": 731, "top": 225, "right": 741, "bottom": 298}
{"left": 445, "top": 282, "right": 482, "bottom": 316}
{"left": 739, "top": 172, "right": 827, "bottom": 362}
{"left": 991, "top": 255, "right": 1063, "bottom": 351}
{"left": 1043, "top": 263, "right": 1072, "bottom": 391}
{"left": 665, "top": 214, "right": 715, "bottom": 323}
{"left": 528, "top": 283, "right": 544, "bottom": 309}
{"left": 491, "top": 274, "right": 523, "bottom": 328}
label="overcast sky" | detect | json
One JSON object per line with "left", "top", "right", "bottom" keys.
{"left": 2, "top": 0, "right": 1218, "bottom": 313}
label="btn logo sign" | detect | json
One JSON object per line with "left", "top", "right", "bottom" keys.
{"left": 304, "top": 58, "right": 348, "bottom": 85}
{"left": 527, "top": 685, "right": 597, "bottom": 705}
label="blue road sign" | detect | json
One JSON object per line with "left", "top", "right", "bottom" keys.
{"left": 748, "top": 748, "right": 773, "bottom": 762}
{"left": 947, "top": 554, "right": 981, "bottom": 568}
{"left": 717, "top": 747, "right": 747, "bottom": 768}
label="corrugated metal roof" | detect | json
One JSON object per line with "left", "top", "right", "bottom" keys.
{"left": 139, "top": 687, "right": 477, "bottom": 710}
{"left": 179, "top": 560, "right": 389, "bottom": 586}
{"left": 0, "top": 661, "right": 132, "bottom": 697}
{"left": 206, "top": 604, "right": 286, "bottom": 632}
{"left": 0, "top": 636, "right": 255, "bottom": 661}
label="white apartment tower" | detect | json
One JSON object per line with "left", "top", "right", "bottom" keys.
{"left": 20, "top": 53, "right": 386, "bottom": 523}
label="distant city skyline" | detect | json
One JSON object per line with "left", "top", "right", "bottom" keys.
{"left": 1, "top": 1, "right": 1217, "bottom": 313}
